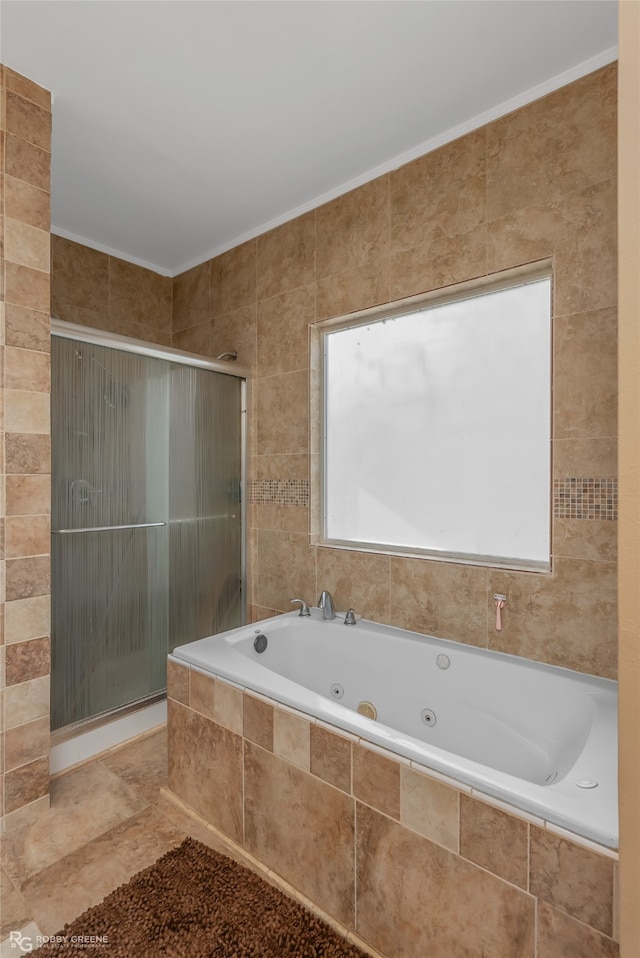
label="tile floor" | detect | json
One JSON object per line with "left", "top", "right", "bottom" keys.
{"left": 0, "top": 725, "right": 250, "bottom": 952}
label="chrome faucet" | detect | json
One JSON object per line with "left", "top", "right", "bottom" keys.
{"left": 318, "top": 590, "right": 336, "bottom": 620}
{"left": 290, "top": 597, "right": 310, "bottom": 617}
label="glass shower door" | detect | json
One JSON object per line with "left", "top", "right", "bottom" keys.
{"left": 51, "top": 334, "right": 244, "bottom": 733}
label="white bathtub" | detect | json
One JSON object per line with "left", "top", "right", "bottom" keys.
{"left": 170, "top": 608, "right": 618, "bottom": 849}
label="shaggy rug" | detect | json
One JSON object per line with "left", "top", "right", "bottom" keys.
{"left": 33, "top": 837, "right": 367, "bottom": 957}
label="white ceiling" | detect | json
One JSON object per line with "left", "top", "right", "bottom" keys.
{"left": 1, "top": 1, "right": 618, "bottom": 277}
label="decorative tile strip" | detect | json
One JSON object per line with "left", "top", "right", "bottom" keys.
{"left": 249, "top": 479, "right": 310, "bottom": 508}
{"left": 553, "top": 478, "right": 617, "bottom": 520}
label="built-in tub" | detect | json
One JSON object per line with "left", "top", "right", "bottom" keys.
{"left": 171, "top": 607, "right": 618, "bottom": 849}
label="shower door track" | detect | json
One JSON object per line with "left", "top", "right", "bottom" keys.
{"left": 50, "top": 691, "right": 167, "bottom": 747}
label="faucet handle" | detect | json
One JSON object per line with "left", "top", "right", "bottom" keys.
{"left": 290, "top": 598, "right": 311, "bottom": 617}
{"left": 344, "top": 609, "right": 357, "bottom": 625}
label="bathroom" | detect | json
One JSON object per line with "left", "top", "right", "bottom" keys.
{"left": 1, "top": 2, "right": 640, "bottom": 956}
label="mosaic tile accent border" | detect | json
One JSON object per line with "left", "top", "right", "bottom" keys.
{"left": 251, "top": 477, "right": 617, "bottom": 520}
{"left": 554, "top": 478, "right": 618, "bottom": 520}
{"left": 249, "top": 479, "right": 310, "bottom": 508}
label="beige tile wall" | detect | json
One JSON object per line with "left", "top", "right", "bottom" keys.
{"left": 1, "top": 66, "right": 53, "bottom": 831}
{"left": 51, "top": 236, "right": 172, "bottom": 345}
{"left": 171, "top": 64, "right": 618, "bottom": 681}
{"left": 168, "top": 664, "right": 620, "bottom": 958}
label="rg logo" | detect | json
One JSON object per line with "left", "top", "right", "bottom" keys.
{"left": 8, "top": 931, "right": 33, "bottom": 952}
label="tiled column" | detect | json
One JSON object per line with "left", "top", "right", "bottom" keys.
{"left": 1, "top": 65, "right": 52, "bottom": 831}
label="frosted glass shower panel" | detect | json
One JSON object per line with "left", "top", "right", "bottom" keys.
{"left": 50, "top": 526, "right": 167, "bottom": 728}
{"left": 51, "top": 339, "right": 170, "bottom": 729}
{"left": 168, "top": 365, "right": 243, "bottom": 649}
{"left": 53, "top": 340, "right": 169, "bottom": 531}
{"left": 51, "top": 334, "right": 245, "bottom": 732}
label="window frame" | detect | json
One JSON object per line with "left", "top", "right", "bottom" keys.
{"left": 311, "top": 261, "right": 553, "bottom": 573}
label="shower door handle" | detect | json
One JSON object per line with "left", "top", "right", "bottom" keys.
{"left": 52, "top": 522, "right": 167, "bottom": 534}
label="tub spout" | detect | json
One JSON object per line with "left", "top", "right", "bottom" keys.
{"left": 318, "top": 590, "right": 336, "bottom": 620}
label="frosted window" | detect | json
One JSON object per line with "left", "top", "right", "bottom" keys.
{"left": 323, "top": 276, "right": 551, "bottom": 569}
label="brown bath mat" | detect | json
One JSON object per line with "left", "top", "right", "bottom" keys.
{"left": 33, "top": 837, "right": 367, "bottom": 957}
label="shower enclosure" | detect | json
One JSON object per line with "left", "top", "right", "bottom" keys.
{"left": 51, "top": 323, "right": 246, "bottom": 734}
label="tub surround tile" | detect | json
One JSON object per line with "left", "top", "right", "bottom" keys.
{"left": 309, "top": 723, "right": 352, "bottom": 793}
{"left": 273, "top": 708, "right": 310, "bottom": 771}
{"left": 256, "top": 369, "right": 308, "bottom": 457}
{"left": 166, "top": 658, "right": 189, "bottom": 705}
{"left": 530, "top": 825, "right": 614, "bottom": 935}
{"left": 390, "top": 557, "right": 488, "bottom": 648}
{"left": 553, "top": 517, "right": 617, "bottom": 563}
{"left": 315, "top": 548, "right": 390, "bottom": 624}
{"left": 352, "top": 743, "right": 400, "bottom": 821}
{"left": 4, "top": 431, "right": 50, "bottom": 476}
{"left": 188, "top": 668, "right": 216, "bottom": 721}
{"left": 400, "top": 766, "right": 459, "bottom": 853}
{"left": 553, "top": 438, "right": 617, "bottom": 480}
{"left": 460, "top": 792, "right": 529, "bottom": 889}
{"left": 356, "top": 803, "right": 535, "bottom": 958}
{"left": 243, "top": 692, "right": 274, "bottom": 752}
{"left": 244, "top": 741, "right": 355, "bottom": 928}
{"left": 255, "top": 529, "right": 316, "bottom": 615}
{"left": 536, "top": 900, "right": 619, "bottom": 958}
{"left": 214, "top": 677, "right": 244, "bottom": 734}
{"left": 489, "top": 558, "right": 617, "bottom": 679}
{"left": 167, "top": 699, "right": 243, "bottom": 843}
{"left": 254, "top": 502, "right": 310, "bottom": 535}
